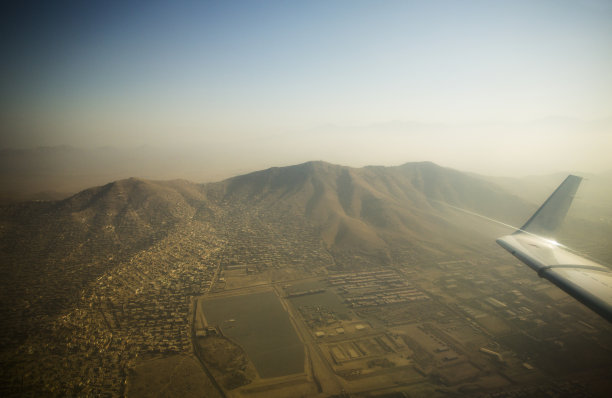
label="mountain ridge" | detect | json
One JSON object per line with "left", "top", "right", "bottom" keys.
{"left": 1, "top": 160, "right": 531, "bottom": 292}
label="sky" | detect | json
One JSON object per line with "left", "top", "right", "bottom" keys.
{"left": 1, "top": 0, "right": 612, "bottom": 179}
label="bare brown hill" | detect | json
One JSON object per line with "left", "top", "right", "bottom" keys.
{"left": 217, "top": 161, "right": 532, "bottom": 265}
{"left": 1, "top": 178, "right": 207, "bottom": 264}
{"left": 0, "top": 178, "right": 211, "bottom": 346}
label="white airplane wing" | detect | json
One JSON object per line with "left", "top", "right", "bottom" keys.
{"left": 497, "top": 175, "right": 612, "bottom": 323}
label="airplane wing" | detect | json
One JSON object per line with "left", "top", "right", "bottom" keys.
{"left": 496, "top": 175, "right": 612, "bottom": 323}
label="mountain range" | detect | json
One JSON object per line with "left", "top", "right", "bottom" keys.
{"left": 3, "top": 159, "right": 610, "bottom": 302}
{"left": 3, "top": 161, "right": 610, "bottom": 318}
{"left": 0, "top": 161, "right": 516, "bottom": 321}
{"left": 2, "top": 160, "right": 612, "bottom": 396}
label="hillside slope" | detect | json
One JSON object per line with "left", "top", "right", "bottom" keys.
{"left": 217, "top": 161, "right": 531, "bottom": 266}
{"left": 0, "top": 178, "right": 211, "bottom": 345}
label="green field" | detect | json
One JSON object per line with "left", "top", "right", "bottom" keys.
{"left": 201, "top": 291, "right": 304, "bottom": 378}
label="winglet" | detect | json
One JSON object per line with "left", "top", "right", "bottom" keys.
{"left": 516, "top": 175, "right": 582, "bottom": 238}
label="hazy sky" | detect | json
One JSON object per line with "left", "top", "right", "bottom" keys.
{"left": 1, "top": 0, "right": 611, "bottom": 177}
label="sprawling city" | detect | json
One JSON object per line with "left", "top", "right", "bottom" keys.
{"left": 1, "top": 162, "right": 611, "bottom": 397}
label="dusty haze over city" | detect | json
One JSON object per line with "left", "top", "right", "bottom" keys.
{"left": 2, "top": 0, "right": 612, "bottom": 197}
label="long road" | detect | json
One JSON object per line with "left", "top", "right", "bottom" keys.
{"left": 190, "top": 297, "right": 226, "bottom": 398}
{"left": 189, "top": 251, "right": 226, "bottom": 398}
{"left": 273, "top": 284, "right": 344, "bottom": 397}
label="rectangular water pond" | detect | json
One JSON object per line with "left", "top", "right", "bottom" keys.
{"left": 201, "top": 291, "right": 304, "bottom": 378}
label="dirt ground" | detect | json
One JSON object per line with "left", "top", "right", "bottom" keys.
{"left": 126, "top": 354, "right": 223, "bottom": 398}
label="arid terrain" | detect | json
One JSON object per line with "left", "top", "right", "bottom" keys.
{"left": 1, "top": 161, "right": 611, "bottom": 397}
